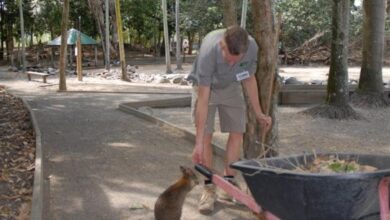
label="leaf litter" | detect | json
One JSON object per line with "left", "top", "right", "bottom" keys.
{"left": 0, "top": 85, "right": 35, "bottom": 220}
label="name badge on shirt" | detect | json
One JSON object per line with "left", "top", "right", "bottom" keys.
{"left": 236, "top": 70, "right": 250, "bottom": 81}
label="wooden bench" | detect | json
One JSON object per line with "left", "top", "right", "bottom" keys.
{"left": 27, "top": 71, "right": 50, "bottom": 83}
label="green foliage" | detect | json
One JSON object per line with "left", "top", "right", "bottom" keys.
{"left": 0, "top": 0, "right": 372, "bottom": 53}
{"left": 1, "top": 0, "right": 25, "bottom": 40}
{"left": 34, "top": 0, "right": 97, "bottom": 40}
{"left": 119, "top": 0, "right": 224, "bottom": 49}
{"left": 350, "top": 4, "right": 363, "bottom": 37}
{"left": 34, "top": 0, "right": 62, "bottom": 38}
{"left": 275, "top": 0, "right": 333, "bottom": 49}
{"left": 121, "top": 0, "right": 161, "bottom": 46}
{"left": 181, "top": 0, "right": 223, "bottom": 38}
{"left": 0, "top": 0, "right": 33, "bottom": 44}
{"left": 69, "top": 0, "right": 97, "bottom": 37}
{"left": 275, "top": 0, "right": 364, "bottom": 49}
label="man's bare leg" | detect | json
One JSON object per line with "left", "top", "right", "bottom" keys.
{"left": 202, "top": 133, "right": 213, "bottom": 168}
{"left": 224, "top": 132, "right": 243, "bottom": 176}
{"left": 217, "top": 132, "right": 243, "bottom": 202}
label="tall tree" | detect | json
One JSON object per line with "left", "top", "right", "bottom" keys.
{"left": 58, "top": 0, "right": 70, "bottom": 91}
{"left": 387, "top": 0, "right": 390, "bottom": 14}
{"left": 243, "top": 0, "right": 279, "bottom": 159}
{"left": 302, "top": 0, "right": 360, "bottom": 119}
{"left": 88, "top": 0, "right": 116, "bottom": 63}
{"left": 222, "top": 0, "right": 237, "bottom": 26}
{"left": 162, "top": 0, "right": 172, "bottom": 73}
{"left": 109, "top": 0, "right": 118, "bottom": 59}
{"left": 240, "top": 0, "right": 248, "bottom": 29}
{"left": 0, "top": 0, "right": 4, "bottom": 61}
{"left": 3, "top": 0, "right": 17, "bottom": 65}
{"left": 115, "top": 0, "right": 129, "bottom": 81}
{"left": 351, "top": 0, "right": 388, "bottom": 107}
{"left": 175, "top": 0, "right": 182, "bottom": 70}
{"left": 105, "top": 0, "right": 110, "bottom": 70}
{"left": 18, "top": 0, "right": 26, "bottom": 72}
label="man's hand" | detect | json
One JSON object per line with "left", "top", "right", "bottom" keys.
{"left": 257, "top": 114, "right": 272, "bottom": 133}
{"left": 192, "top": 143, "right": 203, "bottom": 164}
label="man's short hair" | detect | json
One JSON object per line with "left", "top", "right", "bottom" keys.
{"left": 224, "top": 25, "right": 249, "bottom": 55}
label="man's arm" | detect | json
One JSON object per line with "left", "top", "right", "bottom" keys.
{"left": 242, "top": 75, "right": 272, "bottom": 130}
{"left": 192, "top": 85, "right": 211, "bottom": 164}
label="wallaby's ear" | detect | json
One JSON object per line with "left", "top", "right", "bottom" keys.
{"left": 180, "top": 166, "right": 191, "bottom": 176}
{"left": 180, "top": 166, "right": 186, "bottom": 173}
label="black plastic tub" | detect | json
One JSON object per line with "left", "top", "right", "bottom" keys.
{"left": 231, "top": 153, "right": 390, "bottom": 220}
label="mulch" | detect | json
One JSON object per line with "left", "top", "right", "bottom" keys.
{"left": 0, "top": 85, "right": 35, "bottom": 220}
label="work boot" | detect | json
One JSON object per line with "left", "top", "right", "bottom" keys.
{"left": 198, "top": 184, "right": 217, "bottom": 214}
{"left": 218, "top": 177, "right": 242, "bottom": 204}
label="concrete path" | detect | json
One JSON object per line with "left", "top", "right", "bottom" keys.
{"left": 3, "top": 80, "right": 256, "bottom": 220}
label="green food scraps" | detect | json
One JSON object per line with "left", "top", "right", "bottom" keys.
{"left": 328, "top": 161, "right": 358, "bottom": 173}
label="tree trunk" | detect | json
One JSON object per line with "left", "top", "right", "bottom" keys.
{"left": 110, "top": 0, "right": 119, "bottom": 59}
{"left": 153, "top": 24, "right": 158, "bottom": 56}
{"left": 157, "top": 30, "right": 162, "bottom": 56}
{"left": 187, "top": 32, "right": 193, "bottom": 55}
{"left": 17, "top": 41, "right": 21, "bottom": 68}
{"left": 243, "top": 0, "right": 279, "bottom": 159}
{"left": 222, "top": 0, "right": 237, "bottom": 27}
{"left": 50, "top": 26, "right": 55, "bottom": 40}
{"left": 87, "top": 0, "right": 105, "bottom": 61}
{"left": 175, "top": 0, "right": 182, "bottom": 70}
{"left": 30, "top": 26, "right": 34, "bottom": 47}
{"left": 302, "top": 0, "right": 361, "bottom": 119}
{"left": 0, "top": 2, "right": 3, "bottom": 61}
{"left": 6, "top": 23, "right": 14, "bottom": 66}
{"left": 240, "top": 0, "right": 249, "bottom": 29}
{"left": 88, "top": 0, "right": 117, "bottom": 63}
{"left": 162, "top": 0, "right": 172, "bottom": 73}
{"left": 327, "top": 0, "right": 350, "bottom": 106}
{"left": 18, "top": 0, "right": 26, "bottom": 72}
{"left": 115, "top": 0, "right": 129, "bottom": 81}
{"left": 351, "top": 0, "right": 388, "bottom": 107}
{"left": 105, "top": 0, "right": 110, "bottom": 70}
{"left": 59, "top": 0, "right": 70, "bottom": 91}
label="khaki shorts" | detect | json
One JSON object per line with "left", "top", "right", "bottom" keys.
{"left": 191, "top": 83, "right": 246, "bottom": 134}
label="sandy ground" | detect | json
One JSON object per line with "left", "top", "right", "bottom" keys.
{"left": 143, "top": 105, "right": 390, "bottom": 157}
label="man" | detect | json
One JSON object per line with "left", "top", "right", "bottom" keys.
{"left": 188, "top": 25, "right": 272, "bottom": 214}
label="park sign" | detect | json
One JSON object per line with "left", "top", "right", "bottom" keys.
{"left": 47, "top": 28, "right": 98, "bottom": 46}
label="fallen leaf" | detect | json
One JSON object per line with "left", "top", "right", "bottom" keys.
{"left": 129, "top": 203, "right": 150, "bottom": 211}
{"left": 15, "top": 203, "right": 31, "bottom": 220}
{"left": 26, "top": 164, "right": 35, "bottom": 171}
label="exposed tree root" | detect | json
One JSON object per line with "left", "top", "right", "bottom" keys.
{"left": 300, "top": 104, "right": 362, "bottom": 120}
{"left": 350, "top": 91, "right": 390, "bottom": 108}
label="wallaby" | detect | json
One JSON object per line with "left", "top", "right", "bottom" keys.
{"left": 154, "top": 166, "right": 199, "bottom": 220}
